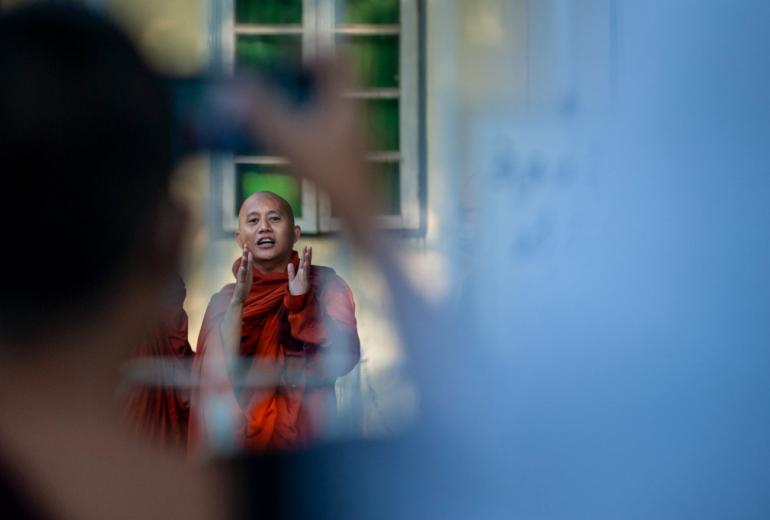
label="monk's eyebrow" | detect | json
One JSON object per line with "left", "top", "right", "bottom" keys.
{"left": 244, "top": 209, "right": 281, "bottom": 219}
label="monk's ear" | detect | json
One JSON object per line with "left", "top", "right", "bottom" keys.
{"left": 293, "top": 225, "right": 301, "bottom": 243}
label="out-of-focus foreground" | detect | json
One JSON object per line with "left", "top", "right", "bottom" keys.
{"left": 3, "top": 0, "right": 770, "bottom": 518}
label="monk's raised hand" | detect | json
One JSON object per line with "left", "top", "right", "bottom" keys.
{"left": 287, "top": 245, "right": 311, "bottom": 296}
{"left": 233, "top": 243, "right": 253, "bottom": 304}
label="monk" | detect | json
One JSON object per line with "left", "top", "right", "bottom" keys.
{"left": 189, "top": 192, "right": 360, "bottom": 454}
{"left": 122, "top": 274, "right": 194, "bottom": 448}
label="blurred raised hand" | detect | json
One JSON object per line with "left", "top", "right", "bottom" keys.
{"left": 239, "top": 59, "right": 377, "bottom": 242}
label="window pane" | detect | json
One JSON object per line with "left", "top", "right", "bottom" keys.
{"left": 235, "top": 35, "right": 302, "bottom": 72}
{"left": 374, "top": 161, "right": 400, "bottom": 215}
{"left": 362, "top": 99, "right": 399, "bottom": 151}
{"left": 236, "top": 0, "right": 302, "bottom": 24}
{"left": 337, "top": 0, "right": 399, "bottom": 25}
{"left": 338, "top": 35, "right": 399, "bottom": 88}
{"left": 237, "top": 164, "right": 302, "bottom": 219}
{"left": 332, "top": 162, "right": 399, "bottom": 217}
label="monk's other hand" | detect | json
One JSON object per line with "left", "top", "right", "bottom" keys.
{"left": 233, "top": 243, "right": 254, "bottom": 304}
{"left": 287, "top": 245, "right": 312, "bottom": 296}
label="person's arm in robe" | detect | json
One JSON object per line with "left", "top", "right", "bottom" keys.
{"left": 284, "top": 247, "right": 361, "bottom": 381}
{"left": 189, "top": 245, "right": 253, "bottom": 454}
{"left": 190, "top": 279, "right": 251, "bottom": 455}
{"left": 220, "top": 245, "right": 253, "bottom": 363}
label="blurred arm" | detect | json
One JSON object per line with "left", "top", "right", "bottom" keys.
{"left": 284, "top": 279, "right": 361, "bottom": 380}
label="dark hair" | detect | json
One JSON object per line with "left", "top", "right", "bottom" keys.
{"left": 0, "top": 4, "right": 173, "bottom": 341}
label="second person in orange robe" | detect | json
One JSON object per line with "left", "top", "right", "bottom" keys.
{"left": 122, "top": 274, "right": 194, "bottom": 449}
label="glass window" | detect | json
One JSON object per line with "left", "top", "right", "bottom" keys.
{"left": 331, "top": 161, "right": 399, "bottom": 217}
{"left": 338, "top": 34, "right": 399, "bottom": 88}
{"left": 372, "top": 161, "right": 400, "bottom": 215}
{"left": 216, "top": 0, "right": 420, "bottom": 232}
{"left": 336, "top": 0, "right": 399, "bottom": 25}
{"left": 235, "top": 35, "right": 303, "bottom": 71}
{"left": 237, "top": 163, "right": 303, "bottom": 219}
{"left": 362, "top": 99, "right": 399, "bottom": 151}
{"left": 236, "top": 0, "right": 302, "bottom": 25}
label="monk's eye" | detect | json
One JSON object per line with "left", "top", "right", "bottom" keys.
{"left": 248, "top": 218, "right": 258, "bottom": 225}
{"left": 270, "top": 216, "right": 280, "bottom": 222}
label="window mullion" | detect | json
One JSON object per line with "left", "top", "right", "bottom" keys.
{"left": 299, "top": 0, "right": 323, "bottom": 232}
{"left": 316, "top": 0, "right": 336, "bottom": 54}
{"left": 316, "top": 0, "right": 336, "bottom": 232}
{"left": 399, "top": 0, "right": 419, "bottom": 229}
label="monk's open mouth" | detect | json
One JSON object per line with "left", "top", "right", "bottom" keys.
{"left": 257, "top": 238, "right": 275, "bottom": 248}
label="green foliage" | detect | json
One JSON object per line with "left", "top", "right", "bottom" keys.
{"left": 235, "top": 35, "right": 302, "bottom": 72}
{"left": 236, "top": 0, "right": 302, "bottom": 24}
{"left": 364, "top": 99, "right": 399, "bottom": 151}
{"left": 341, "top": 35, "right": 399, "bottom": 88}
{"left": 340, "top": 0, "right": 399, "bottom": 24}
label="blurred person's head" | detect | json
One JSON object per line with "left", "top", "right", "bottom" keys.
{"left": 0, "top": 4, "right": 185, "bottom": 348}
{"left": 236, "top": 191, "right": 300, "bottom": 273}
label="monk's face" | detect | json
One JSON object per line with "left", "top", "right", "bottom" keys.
{"left": 237, "top": 193, "right": 300, "bottom": 269}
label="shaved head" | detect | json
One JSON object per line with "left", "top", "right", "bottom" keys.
{"left": 239, "top": 191, "right": 295, "bottom": 227}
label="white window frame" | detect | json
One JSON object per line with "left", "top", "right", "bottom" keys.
{"left": 213, "top": 0, "right": 420, "bottom": 233}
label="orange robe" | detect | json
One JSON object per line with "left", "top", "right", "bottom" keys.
{"left": 188, "top": 253, "right": 360, "bottom": 453}
{"left": 122, "top": 275, "right": 193, "bottom": 448}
